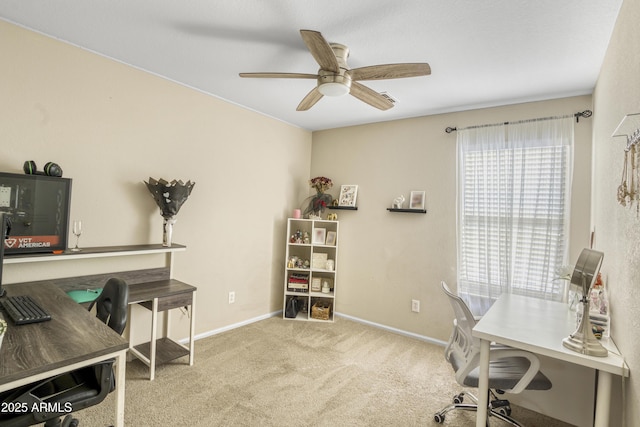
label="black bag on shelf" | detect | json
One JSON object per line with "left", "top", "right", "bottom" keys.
{"left": 285, "top": 296, "right": 299, "bottom": 318}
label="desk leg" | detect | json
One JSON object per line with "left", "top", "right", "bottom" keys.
{"left": 594, "top": 371, "right": 612, "bottom": 427}
{"left": 189, "top": 291, "right": 196, "bottom": 366}
{"left": 477, "top": 339, "right": 490, "bottom": 427}
{"left": 149, "top": 297, "right": 159, "bottom": 381}
{"left": 115, "top": 349, "right": 127, "bottom": 427}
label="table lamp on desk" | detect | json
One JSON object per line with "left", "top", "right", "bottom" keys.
{"left": 562, "top": 248, "right": 608, "bottom": 357}
{"left": 0, "top": 212, "right": 12, "bottom": 297}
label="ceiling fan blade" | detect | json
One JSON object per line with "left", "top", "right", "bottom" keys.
{"left": 297, "top": 88, "right": 323, "bottom": 111}
{"left": 349, "top": 63, "right": 431, "bottom": 81}
{"left": 350, "top": 82, "right": 394, "bottom": 110}
{"left": 239, "top": 72, "right": 318, "bottom": 79}
{"left": 300, "top": 30, "right": 340, "bottom": 73}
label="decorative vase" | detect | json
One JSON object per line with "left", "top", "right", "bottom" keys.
{"left": 304, "top": 191, "right": 333, "bottom": 218}
{"left": 145, "top": 178, "right": 195, "bottom": 247}
{"left": 162, "top": 217, "right": 177, "bottom": 247}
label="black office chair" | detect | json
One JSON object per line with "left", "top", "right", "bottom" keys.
{"left": 0, "top": 277, "right": 128, "bottom": 427}
{"left": 88, "top": 277, "right": 128, "bottom": 335}
{"left": 434, "top": 281, "right": 552, "bottom": 426}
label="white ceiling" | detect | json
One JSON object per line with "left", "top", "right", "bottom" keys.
{"left": 0, "top": 0, "right": 623, "bottom": 131}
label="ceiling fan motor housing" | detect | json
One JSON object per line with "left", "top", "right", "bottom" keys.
{"left": 317, "top": 43, "right": 351, "bottom": 96}
{"left": 318, "top": 71, "right": 351, "bottom": 96}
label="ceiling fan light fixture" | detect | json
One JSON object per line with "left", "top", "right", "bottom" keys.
{"left": 318, "top": 82, "right": 350, "bottom": 97}
{"left": 240, "top": 29, "right": 430, "bottom": 111}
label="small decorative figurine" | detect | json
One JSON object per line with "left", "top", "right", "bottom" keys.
{"left": 392, "top": 195, "right": 405, "bottom": 209}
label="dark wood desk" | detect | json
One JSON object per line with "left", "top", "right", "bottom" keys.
{"left": 0, "top": 282, "right": 128, "bottom": 427}
{"left": 128, "top": 279, "right": 196, "bottom": 381}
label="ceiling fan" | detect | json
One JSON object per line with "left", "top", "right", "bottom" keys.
{"left": 239, "top": 30, "right": 431, "bottom": 111}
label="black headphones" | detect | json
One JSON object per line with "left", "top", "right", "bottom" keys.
{"left": 23, "top": 160, "right": 63, "bottom": 177}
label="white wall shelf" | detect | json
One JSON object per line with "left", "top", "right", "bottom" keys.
{"left": 386, "top": 208, "right": 427, "bottom": 214}
{"left": 328, "top": 206, "right": 357, "bottom": 210}
{"left": 4, "top": 244, "right": 186, "bottom": 264}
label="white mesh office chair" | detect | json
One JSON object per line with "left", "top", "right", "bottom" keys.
{"left": 434, "top": 281, "right": 552, "bottom": 426}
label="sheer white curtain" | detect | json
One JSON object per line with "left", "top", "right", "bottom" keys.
{"left": 456, "top": 116, "right": 574, "bottom": 316}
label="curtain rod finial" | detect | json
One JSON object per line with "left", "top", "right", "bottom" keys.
{"left": 575, "top": 110, "right": 593, "bottom": 123}
{"left": 445, "top": 127, "right": 457, "bottom": 134}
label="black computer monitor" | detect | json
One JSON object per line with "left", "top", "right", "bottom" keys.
{"left": 0, "top": 172, "right": 72, "bottom": 255}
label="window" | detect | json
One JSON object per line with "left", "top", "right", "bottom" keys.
{"left": 456, "top": 117, "right": 574, "bottom": 315}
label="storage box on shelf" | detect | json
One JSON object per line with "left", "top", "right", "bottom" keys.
{"left": 284, "top": 218, "right": 338, "bottom": 322}
{"left": 311, "top": 298, "right": 332, "bottom": 320}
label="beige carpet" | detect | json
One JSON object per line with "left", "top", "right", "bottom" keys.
{"left": 76, "top": 316, "right": 573, "bottom": 426}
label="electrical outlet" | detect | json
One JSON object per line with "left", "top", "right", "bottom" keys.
{"left": 411, "top": 299, "right": 420, "bottom": 313}
{"left": 228, "top": 291, "right": 235, "bottom": 304}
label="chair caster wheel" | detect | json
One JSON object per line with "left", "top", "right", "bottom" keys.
{"left": 453, "top": 393, "right": 464, "bottom": 404}
{"left": 61, "top": 415, "right": 79, "bottom": 427}
{"left": 434, "top": 413, "right": 445, "bottom": 423}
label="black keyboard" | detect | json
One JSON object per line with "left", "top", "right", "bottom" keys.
{"left": 0, "top": 295, "right": 52, "bottom": 325}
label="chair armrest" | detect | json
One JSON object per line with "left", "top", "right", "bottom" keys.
{"left": 487, "top": 348, "right": 541, "bottom": 394}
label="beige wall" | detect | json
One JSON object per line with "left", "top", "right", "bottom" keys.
{"left": 0, "top": 20, "right": 312, "bottom": 341}
{"left": 312, "top": 95, "right": 594, "bottom": 342}
{"left": 592, "top": 0, "right": 640, "bottom": 423}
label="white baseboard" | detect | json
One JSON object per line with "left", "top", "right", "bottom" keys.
{"left": 177, "top": 310, "right": 281, "bottom": 344}
{"left": 335, "top": 312, "right": 447, "bottom": 347}
{"left": 179, "top": 310, "right": 447, "bottom": 347}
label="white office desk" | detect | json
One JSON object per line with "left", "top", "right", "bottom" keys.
{"left": 472, "top": 294, "right": 628, "bottom": 427}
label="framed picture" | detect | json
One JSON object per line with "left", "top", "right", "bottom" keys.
{"left": 338, "top": 185, "right": 358, "bottom": 207}
{"left": 313, "top": 228, "right": 326, "bottom": 245}
{"left": 312, "top": 253, "right": 328, "bottom": 269}
{"left": 409, "top": 191, "right": 426, "bottom": 210}
{"left": 311, "top": 277, "right": 322, "bottom": 292}
{"left": 326, "top": 231, "right": 337, "bottom": 246}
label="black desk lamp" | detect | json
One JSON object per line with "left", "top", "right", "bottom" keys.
{"left": 0, "top": 212, "right": 12, "bottom": 298}
{"left": 562, "top": 248, "right": 608, "bottom": 357}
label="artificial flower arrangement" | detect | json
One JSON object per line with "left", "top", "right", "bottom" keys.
{"left": 309, "top": 176, "right": 333, "bottom": 194}
{"left": 304, "top": 176, "right": 334, "bottom": 217}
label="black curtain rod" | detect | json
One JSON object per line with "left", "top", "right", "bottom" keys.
{"left": 444, "top": 110, "right": 593, "bottom": 133}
